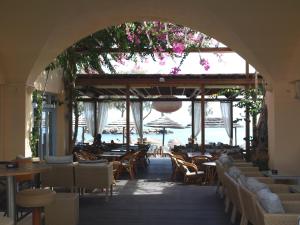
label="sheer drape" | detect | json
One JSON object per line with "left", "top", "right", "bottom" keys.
{"left": 193, "top": 102, "right": 201, "bottom": 138}
{"left": 220, "top": 102, "right": 232, "bottom": 145}
{"left": 131, "top": 102, "right": 143, "bottom": 141}
{"left": 83, "top": 102, "right": 95, "bottom": 137}
{"left": 97, "top": 102, "right": 109, "bottom": 134}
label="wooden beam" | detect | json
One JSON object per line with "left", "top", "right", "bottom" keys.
{"left": 77, "top": 97, "right": 249, "bottom": 102}
{"left": 76, "top": 74, "right": 261, "bottom": 87}
{"left": 76, "top": 46, "right": 233, "bottom": 54}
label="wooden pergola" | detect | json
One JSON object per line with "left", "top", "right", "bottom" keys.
{"left": 75, "top": 72, "right": 262, "bottom": 155}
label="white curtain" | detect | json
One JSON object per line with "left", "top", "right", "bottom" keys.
{"left": 193, "top": 102, "right": 201, "bottom": 138}
{"left": 220, "top": 102, "right": 233, "bottom": 145}
{"left": 83, "top": 102, "right": 95, "bottom": 137}
{"left": 97, "top": 102, "right": 109, "bottom": 134}
{"left": 131, "top": 102, "right": 143, "bottom": 141}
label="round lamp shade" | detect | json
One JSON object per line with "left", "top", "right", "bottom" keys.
{"left": 152, "top": 96, "right": 182, "bottom": 113}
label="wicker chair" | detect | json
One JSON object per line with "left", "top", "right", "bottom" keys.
{"left": 177, "top": 159, "right": 204, "bottom": 184}
{"left": 120, "top": 151, "right": 139, "bottom": 179}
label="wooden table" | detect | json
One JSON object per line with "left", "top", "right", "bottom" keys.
{"left": 100, "top": 152, "right": 126, "bottom": 160}
{"left": 0, "top": 163, "right": 50, "bottom": 224}
{"left": 187, "top": 152, "right": 212, "bottom": 158}
{"left": 202, "top": 162, "right": 217, "bottom": 185}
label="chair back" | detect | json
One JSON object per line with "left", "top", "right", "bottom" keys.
{"left": 238, "top": 182, "right": 259, "bottom": 225}
{"left": 74, "top": 162, "right": 113, "bottom": 189}
{"left": 223, "top": 173, "right": 242, "bottom": 212}
{"left": 41, "top": 164, "right": 74, "bottom": 189}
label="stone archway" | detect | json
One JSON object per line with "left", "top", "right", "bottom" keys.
{"left": 23, "top": 0, "right": 278, "bottom": 85}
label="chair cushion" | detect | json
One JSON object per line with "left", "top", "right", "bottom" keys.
{"left": 246, "top": 177, "right": 269, "bottom": 193}
{"left": 77, "top": 162, "right": 108, "bottom": 167}
{"left": 256, "top": 188, "right": 285, "bottom": 213}
{"left": 78, "top": 159, "right": 108, "bottom": 164}
{"left": 45, "top": 155, "right": 73, "bottom": 164}
{"left": 218, "top": 154, "right": 233, "bottom": 167}
{"left": 228, "top": 166, "right": 242, "bottom": 180}
{"left": 237, "top": 174, "right": 247, "bottom": 186}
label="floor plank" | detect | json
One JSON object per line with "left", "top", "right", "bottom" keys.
{"left": 79, "top": 157, "right": 231, "bottom": 225}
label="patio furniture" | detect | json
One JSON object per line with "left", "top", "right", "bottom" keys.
{"left": 0, "top": 163, "right": 50, "bottom": 224}
{"left": 16, "top": 189, "right": 56, "bottom": 225}
{"left": 112, "top": 161, "right": 122, "bottom": 181}
{"left": 0, "top": 214, "right": 13, "bottom": 225}
{"left": 202, "top": 161, "right": 217, "bottom": 185}
{"left": 177, "top": 159, "right": 204, "bottom": 184}
{"left": 120, "top": 151, "right": 140, "bottom": 179}
{"left": 255, "top": 199, "right": 300, "bottom": 225}
{"left": 223, "top": 172, "right": 245, "bottom": 224}
{"left": 45, "top": 193, "right": 79, "bottom": 225}
{"left": 40, "top": 164, "right": 75, "bottom": 191}
{"left": 74, "top": 162, "right": 113, "bottom": 201}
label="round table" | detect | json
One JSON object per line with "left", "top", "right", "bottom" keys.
{"left": 0, "top": 164, "right": 50, "bottom": 225}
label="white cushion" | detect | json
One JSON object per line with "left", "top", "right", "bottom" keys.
{"left": 228, "top": 166, "right": 242, "bottom": 180}
{"left": 246, "top": 177, "right": 269, "bottom": 193}
{"left": 45, "top": 155, "right": 73, "bottom": 164}
{"left": 237, "top": 174, "right": 247, "bottom": 186}
{"left": 256, "top": 188, "right": 285, "bottom": 213}
{"left": 219, "top": 154, "right": 233, "bottom": 167}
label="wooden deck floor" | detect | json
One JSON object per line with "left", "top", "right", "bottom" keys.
{"left": 79, "top": 158, "right": 232, "bottom": 225}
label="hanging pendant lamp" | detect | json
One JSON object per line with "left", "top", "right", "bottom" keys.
{"left": 152, "top": 95, "right": 182, "bottom": 113}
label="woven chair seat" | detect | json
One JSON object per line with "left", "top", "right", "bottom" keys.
{"left": 16, "top": 189, "right": 56, "bottom": 208}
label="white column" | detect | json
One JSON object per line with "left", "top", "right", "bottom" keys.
{"left": 0, "top": 83, "right": 34, "bottom": 160}
{"left": 267, "top": 81, "right": 300, "bottom": 175}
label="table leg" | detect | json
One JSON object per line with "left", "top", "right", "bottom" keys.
{"left": 6, "top": 176, "right": 16, "bottom": 225}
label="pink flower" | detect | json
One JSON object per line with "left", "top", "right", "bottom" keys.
{"left": 200, "top": 58, "right": 210, "bottom": 71}
{"left": 134, "top": 36, "right": 141, "bottom": 45}
{"left": 127, "top": 33, "right": 135, "bottom": 43}
{"left": 172, "top": 42, "right": 185, "bottom": 54}
{"left": 170, "top": 67, "right": 181, "bottom": 75}
{"left": 159, "top": 60, "right": 166, "bottom": 66}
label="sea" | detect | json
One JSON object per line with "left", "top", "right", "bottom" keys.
{"left": 77, "top": 127, "right": 246, "bottom": 148}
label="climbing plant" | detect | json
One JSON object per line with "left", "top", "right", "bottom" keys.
{"left": 29, "top": 90, "right": 43, "bottom": 157}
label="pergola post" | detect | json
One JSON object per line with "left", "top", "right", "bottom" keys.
{"left": 201, "top": 86, "right": 205, "bottom": 153}
{"left": 126, "top": 86, "right": 130, "bottom": 151}
{"left": 191, "top": 100, "right": 195, "bottom": 145}
{"left": 94, "top": 101, "right": 97, "bottom": 137}
{"left": 230, "top": 101, "right": 233, "bottom": 145}
{"left": 139, "top": 100, "right": 143, "bottom": 144}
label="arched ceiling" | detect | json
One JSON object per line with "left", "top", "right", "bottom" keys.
{"left": 1, "top": 0, "right": 300, "bottom": 86}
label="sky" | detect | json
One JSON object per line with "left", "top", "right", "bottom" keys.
{"left": 104, "top": 52, "right": 255, "bottom": 126}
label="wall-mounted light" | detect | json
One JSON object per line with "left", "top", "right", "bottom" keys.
{"left": 159, "top": 77, "right": 165, "bottom": 82}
